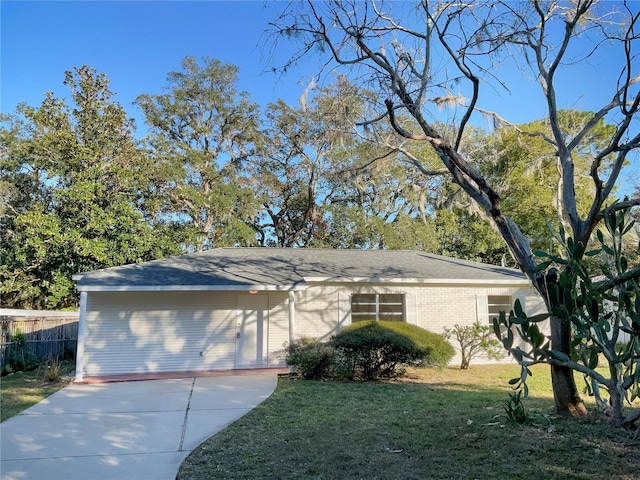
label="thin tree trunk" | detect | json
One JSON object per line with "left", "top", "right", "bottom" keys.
{"left": 461, "top": 353, "right": 469, "bottom": 370}
{"left": 608, "top": 384, "right": 625, "bottom": 427}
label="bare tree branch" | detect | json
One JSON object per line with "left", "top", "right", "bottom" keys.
{"left": 476, "top": 108, "right": 556, "bottom": 145}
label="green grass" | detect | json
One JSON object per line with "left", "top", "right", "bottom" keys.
{"left": 178, "top": 364, "right": 640, "bottom": 480}
{"left": 0, "top": 367, "right": 72, "bottom": 422}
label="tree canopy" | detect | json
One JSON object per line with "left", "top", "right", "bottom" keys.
{"left": 136, "top": 57, "right": 262, "bottom": 251}
{"left": 0, "top": 66, "right": 181, "bottom": 308}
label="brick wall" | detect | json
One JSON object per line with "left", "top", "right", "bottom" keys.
{"left": 294, "top": 282, "right": 546, "bottom": 366}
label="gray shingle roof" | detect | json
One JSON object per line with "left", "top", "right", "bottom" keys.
{"left": 75, "top": 248, "right": 529, "bottom": 291}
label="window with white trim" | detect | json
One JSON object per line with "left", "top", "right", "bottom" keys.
{"left": 487, "top": 295, "right": 512, "bottom": 324}
{"left": 351, "top": 293, "right": 405, "bottom": 322}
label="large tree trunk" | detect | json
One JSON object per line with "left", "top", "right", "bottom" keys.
{"left": 550, "top": 365, "right": 588, "bottom": 416}
{"left": 549, "top": 315, "right": 588, "bottom": 416}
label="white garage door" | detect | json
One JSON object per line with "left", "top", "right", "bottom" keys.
{"left": 83, "top": 291, "right": 236, "bottom": 377}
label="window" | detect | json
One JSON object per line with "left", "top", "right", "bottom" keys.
{"left": 351, "top": 293, "right": 405, "bottom": 322}
{"left": 487, "top": 295, "right": 512, "bottom": 324}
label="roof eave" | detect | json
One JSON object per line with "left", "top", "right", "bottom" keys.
{"left": 76, "top": 284, "right": 308, "bottom": 292}
{"left": 303, "top": 276, "right": 531, "bottom": 286}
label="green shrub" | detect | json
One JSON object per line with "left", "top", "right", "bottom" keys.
{"left": 442, "top": 322, "right": 505, "bottom": 369}
{"left": 398, "top": 323, "right": 456, "bottom": 368}
{"left": 286, "top": 338, "right": 337, "bottom": 380}
{"left": 331, "top": 321, "right": 454, "bottom": 380}
{"left": 2, "top": 329, "right": 39, "bottom": 375}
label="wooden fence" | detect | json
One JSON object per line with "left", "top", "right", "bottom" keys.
{"left": 0, "top": 309, "right": 79, "bottom": 372}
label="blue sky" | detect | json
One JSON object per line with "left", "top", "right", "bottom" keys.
{"left": 1, "top": 1, "right": 308, "bottom": 124}
{"left": 2, "top": 1, "right": 639, "bottom": 193}
{"left": 2, "top": 1, "right": 629, "bottom": 123}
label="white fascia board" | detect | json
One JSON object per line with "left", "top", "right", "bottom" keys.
{"left": 0, "top": 308, "right": 79, "bottom": 317}
{"left": 303, "top": 276, "right": 531, "bottom": 286}
{"left": 76, "top": 284, "right": 308, "bottom": 292}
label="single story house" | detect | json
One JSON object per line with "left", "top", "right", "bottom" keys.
{"left": 73, "top": 248, "right": 546, "bottom": 381}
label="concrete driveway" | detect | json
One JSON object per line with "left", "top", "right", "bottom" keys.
{"left": 1, "top": 374, "right": 278, "bottom": 480}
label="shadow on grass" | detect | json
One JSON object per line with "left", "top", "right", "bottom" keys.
{"left": 0, "top": 370, "right": 70, "bottom": 422}
{"left": 178, "top": 376, "right": 640, "bottom": 480}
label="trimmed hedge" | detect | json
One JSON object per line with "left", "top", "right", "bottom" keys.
{"left": 331, "top": 321, "right": 454, "bottom": 380}
{"left": 286, "top": 337, "right": 337, "bottom": 380}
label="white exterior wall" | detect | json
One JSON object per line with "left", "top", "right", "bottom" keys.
{"left": 83, "top": 291, "right": 289, "bottom": 377}
{"left": 267, "top": 292, "right": 290, "bottom": 366}
{"left": 83, "top": 282, "right": 546, "bottom": 376}
{"left": 295, "top": 284, "right": 420, "bottom": 340}
{"left": 294, "top": 282, "right": 546, "bottom": 366}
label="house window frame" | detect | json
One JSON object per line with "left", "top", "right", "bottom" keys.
{"left": 486, "top": 295, "right": 513, "bottom": 325}
{"left": 351, "top": 293, "right": 406, "bottom": 322}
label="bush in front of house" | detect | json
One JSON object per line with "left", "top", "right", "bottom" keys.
{"left": 442, "top": 322, "right": 505, "bottom": 369}
{"left": 385, "top": 321, "right": 456, "bottom": 369}
{"left": 286, "top": 337, "right": 337, "bottom": 380}
{"left": 330, "top": 321, "right": 454, "bottom": 380}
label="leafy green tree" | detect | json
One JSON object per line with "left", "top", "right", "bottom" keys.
{"left": 434, "top": 208, "right": 508, "bottom": 265}
{"left": 136, "top": 57, "right": 261, "bottom": 251}
{"left": 431, "top": 111, "right": 606, "bottom": 266}
{"left": 326, "top": 145, "right": 441, "bottom": 250}
{"left": 316, "top": 95, "right": 444, "bottom": 251}
{"left": 0, "top": 66, "right": 180, "bottom": 309}
{"left": 244, "top": 77, "right": 364, "bottom": 247}
{"left": 481, "top": 111, "right": 614, "bottom": 250}
{"left": 443, "top": 322, "right": 505, "bottom": 370}
{"left": 249, "top": 98, "right": 331, "bottom": 247}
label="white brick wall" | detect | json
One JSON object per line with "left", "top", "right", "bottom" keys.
{"left": 293, "top": 282, "right": 546, "bottom": 366}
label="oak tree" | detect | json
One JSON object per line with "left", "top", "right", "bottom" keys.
{"left": 136, "top": 57, "right": 261, "bottom": 251}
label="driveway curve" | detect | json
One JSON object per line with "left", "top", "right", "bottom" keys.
{"left": 1, "top": 374, "right": 278, "bottom": 480}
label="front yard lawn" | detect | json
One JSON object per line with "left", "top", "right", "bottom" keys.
{"left": 1, "top": 369, "right": 72, "bottom": 422}
{"left": 178, "top": 365, "right": 640, "bottom": 480}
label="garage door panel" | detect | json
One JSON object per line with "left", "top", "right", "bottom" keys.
{"left": 84, "top": 292, "right": 236, "bottom": 376}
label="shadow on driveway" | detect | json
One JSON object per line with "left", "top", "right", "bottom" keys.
{"left": 1, "top": 374, "right": 278, "bottom": 480}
